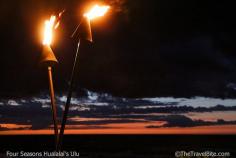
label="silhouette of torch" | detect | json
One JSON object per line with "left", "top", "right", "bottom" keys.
{"left": 40, "top": 15, "right": 59, "bottom": 148}
{"left": 57, "top": 4, "right": 110, "bottom": 150}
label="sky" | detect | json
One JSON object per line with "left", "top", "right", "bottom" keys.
{"left": 0, "top": 0, "right": 236, "bottom": 97}
{"left": 0, "top": 0, "right": 236, "bottom": 134}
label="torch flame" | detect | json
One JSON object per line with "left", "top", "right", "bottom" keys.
{"left": 43, "top": 16, "right": 56, "bottom": 46}
{"left": 84, "top": 5, "right": 110, "bottom": 20}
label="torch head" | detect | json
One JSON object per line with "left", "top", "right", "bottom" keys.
{"left": 40, "top": 15, "right": 59, "bottom": 67}
{"left": 73, "top": 17, "right": 93, "bottom": 42}
{"left": 40, "top": 45, "right": 58, "bottom": 67}
{"left": 72, "top": 4, "right": 110, "bottom": 42}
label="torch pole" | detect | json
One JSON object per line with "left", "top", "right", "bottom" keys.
{"left": 47, "top": 66, "right": 59, "bottom": 149}
{"left": 57, "top": 40, "right": 81, "bottom": 150}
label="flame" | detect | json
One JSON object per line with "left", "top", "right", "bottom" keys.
{"left": 43, "top": 15, "right": 56, "bottom": 45}
{"left": 84, "top": 5, "right": 110, "bottom": 20}
{"left": 54, "top": 10, "right": 66, "bottom": 30}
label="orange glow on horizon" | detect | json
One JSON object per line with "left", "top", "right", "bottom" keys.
{"left": 1, "top": 124, "right": 236, "bottom": 135}
{"left": 0, "top": 123, "right": 31, "bottom": 130}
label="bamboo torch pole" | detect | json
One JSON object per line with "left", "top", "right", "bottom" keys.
{"left": 57, "top": 5, "right": 110, "bottom": 150}
{"left": 48, "top": 66, "right": 59, "bottom": 147}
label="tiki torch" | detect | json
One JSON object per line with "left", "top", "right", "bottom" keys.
{"left": 57, "top": 4, "right": 110, "bottom": 149}
{"left": 40, "top": 15, "right": 59, "bottom": 148}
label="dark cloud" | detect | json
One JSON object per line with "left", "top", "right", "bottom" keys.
{"left": 146, "top": 115, "right": 236, "bottom": 128}
{"left": 83, "top": 105, "right": 236, "bottom": 117}
{"left": 0, "top": 95, "right": 236, "bottom": 131}
{"left": 67, "top": 118, "right": 146, "bottom": 125}
{"left": 0, "top": 126, "right": 30, "bottom": 131}
{"left": 65, "top": 125, "right": 111, "bottom": 130}
{"left": 160, "top": 36, "right": 235, "bottom": 70}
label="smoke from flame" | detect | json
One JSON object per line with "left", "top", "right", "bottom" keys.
{"left": 102, "top": 0, "right": 127, "bottom": 13}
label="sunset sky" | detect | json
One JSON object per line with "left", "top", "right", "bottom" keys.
{"left": 1, "top": 93, "right": 236, "bottom": 134}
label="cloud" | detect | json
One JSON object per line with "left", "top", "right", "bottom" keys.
{"left": 62, "top": 125, "right": 111, "bottom": 130}
{"left": 141, "top": 97, "right": 236, "bottom": 108}
{"left": 0, "top": 95, "right": 236, "bottom": 131}
{"left": 67, "top": 117, "right": 147, "bottom": 125}
{"left": 0, "top": 124, "right": 30, "bottom": 131}
{"left": 7, "top": 100, "right": 21, "bottom": 106}
{"left": 146, "top": 115, "right": 236, "bottom": 128}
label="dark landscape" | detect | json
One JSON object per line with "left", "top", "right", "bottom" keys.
{"left": 0, "top": 135, "right": 236, "bottom": 158}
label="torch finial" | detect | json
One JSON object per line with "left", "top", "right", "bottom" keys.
{"left": 40, "top": 45, "right": 58, "bottom": 66}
